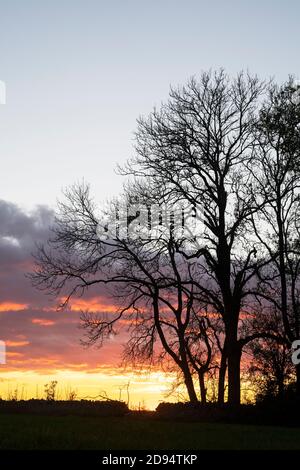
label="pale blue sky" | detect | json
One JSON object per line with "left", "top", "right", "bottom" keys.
{"left": 0, "top": 0, "right": 299, "bottom": 209}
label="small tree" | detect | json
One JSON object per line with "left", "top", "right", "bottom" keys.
{"left": 44, "top": 381, "right": 58, "bottom": 401}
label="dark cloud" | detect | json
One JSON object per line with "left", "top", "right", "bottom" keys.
{"left": 0, "top": 200, "right": 125, "bottom": 373}
{"left": 0, "top": 200, "right": 54, "bottom": 267}
{"left": 0, "top": 200, "right": 55, "bottom": 304}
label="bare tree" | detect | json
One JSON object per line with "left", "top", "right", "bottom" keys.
{"left": 121, "top": 70, "right": 266, "bottom": 404}
{"left": 32, "top": 71, "right": 300, "bottom": 407}
{"left": 31, "top": 184, "right": 216, "bottom": 403}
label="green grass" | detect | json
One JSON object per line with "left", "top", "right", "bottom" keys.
{"left": 0, "top": 414, "right": 300, "bottom": 449}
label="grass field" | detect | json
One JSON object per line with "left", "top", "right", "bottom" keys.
{"left": 0, "top": 414, "right": 299, "bottom": 449}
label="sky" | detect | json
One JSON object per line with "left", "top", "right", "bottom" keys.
{"left": 0, "top": 0, "right": 299, "bottom": 408}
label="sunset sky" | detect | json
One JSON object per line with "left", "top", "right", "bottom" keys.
{"left": 0, "top": 0, "right": 300, "bottom": 409}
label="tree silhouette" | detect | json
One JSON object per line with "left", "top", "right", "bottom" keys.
{"left": 31, "top": 70, "right": 300, "bottom": 406}
{"left": 32, "top": 185, "right": 217, "bottom": 403}
{"left": 252, "top": 78, "right": 300, "bottom": 395}
{"left": 121, "top": 70, "right": 266, "bottom": 404}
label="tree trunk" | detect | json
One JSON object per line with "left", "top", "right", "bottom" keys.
{"left": 218, "top": 347, "right": 227, "bottom": 404}
{"left": 227, "top": 343, "right": 241, "bottom": 405}
{"left": 198, "top": 372, "right": 207, "bottom": 404}
{"left": 183, "top": 369, "right": 198, "bottom": 403}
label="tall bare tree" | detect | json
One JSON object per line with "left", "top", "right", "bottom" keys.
{"left": 32, "top": 71, "right": 300, "bottom": 406}
{"left": 121, "top": 70, "right": 266, "bottom": 404}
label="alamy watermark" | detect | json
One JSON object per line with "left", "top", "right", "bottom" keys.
{"left": 291, "top": 80, "right": 300, "bottom": 105}
{"left": 0, "top": 341, "right": 6, "bottom": 365}
{"left": 0, "top": 80, "right": 6, "bottom": 105}
{"left": 0, "top": 83, "right": 6, "bottom": 359}
{"left": 0, "top": 85, "right": 6, "bottom": 359}
{"left": 292, "top": 340, "right": 300, "bottom": 366}
{"left": 96, "top": 203, "right": 205, "bottom": 243}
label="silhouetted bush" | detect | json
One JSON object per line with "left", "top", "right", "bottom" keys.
{"left": 156, "top": 401, "right": 300, "bottom": 427}
{"left": 255, "top": 380, "right": 298, "bottom": 404}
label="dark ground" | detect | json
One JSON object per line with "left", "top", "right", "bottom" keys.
{"left": 1, "top": 414, "right": 300, "bottom": 449}
{"left": 0, "top": 400, "right": 300, "bottom": 450}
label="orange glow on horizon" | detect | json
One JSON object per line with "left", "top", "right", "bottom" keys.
{"left": 6, "top": 352, "right": 24, "bottom": 357}
{"left": 62, "top": 297, "right": 118, "bottom": 313}
{"left": 0, "top": 368, "right": 177, "bottom": 410}
{"left": 6, "top": 340, "right": 30, "bottom": 347}
{"left": 31, "top": 318, "right": 55, "bottom": 326}
{"left": 0, "top": 302, "right": 29, "bottom": 312}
